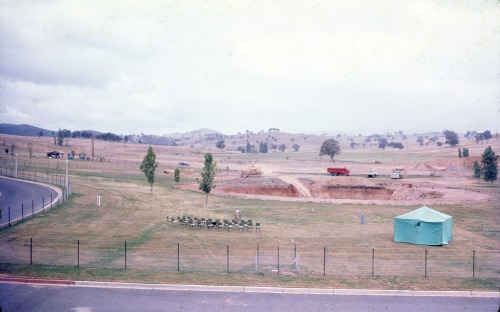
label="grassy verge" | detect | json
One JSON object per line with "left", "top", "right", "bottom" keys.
{"left": 0, "top": 263, "right": 497, "bottom": 291}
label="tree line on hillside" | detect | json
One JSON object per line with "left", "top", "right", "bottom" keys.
{"left": 25, "top": 126, "right": 498, "bottom": 152}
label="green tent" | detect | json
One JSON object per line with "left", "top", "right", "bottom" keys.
{"left": 394, "top": 206, "right": 452, "bottom": 246}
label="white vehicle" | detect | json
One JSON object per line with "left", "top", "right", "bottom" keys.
{"left": 391, "top": 169, "right": 405, "bottom": 179}
{"left": 366, "top": 169, "right": 378, "bottom": 178}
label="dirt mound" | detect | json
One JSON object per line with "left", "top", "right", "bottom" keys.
{"left": 428, "top": 157, "right": 479, "bottom": 168}
{"left": 391, "top": 187, "right": 444, "bottom": 201}
{"left": 300, "top": 177, "right": 394, "bottom": 200}
{"left": 216, "top": 177, "right": 300, "bottom": 197}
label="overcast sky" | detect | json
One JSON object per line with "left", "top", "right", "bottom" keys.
{"left": 1, "top": 1, "right": 498, "bottom": 136}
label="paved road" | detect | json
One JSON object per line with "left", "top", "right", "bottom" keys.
{"left": 0, "top": 282, "right": 498, "bottom": 312}
{"left": 0, "top": 177, "right": 59, "bottom": 227}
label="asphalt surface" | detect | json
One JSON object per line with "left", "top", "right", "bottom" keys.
{"left": 0, "top": 280, "right": 498, "bottom": 312}
{"left": 0, "top": 176, "right": 60, "bottom": 227}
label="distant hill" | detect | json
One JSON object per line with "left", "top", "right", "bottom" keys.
{"left": 0, "top": 124, "right": 54, "bottom": 137}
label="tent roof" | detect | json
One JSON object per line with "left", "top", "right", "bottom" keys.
{"left": 394, "top": 206, "right": 451, "bottom": 223}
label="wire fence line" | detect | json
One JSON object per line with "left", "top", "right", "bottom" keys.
{"left": 0, "top": 170, "right": 69, "bottom": 228}
{"left": 0, "top": 239, "right": 497, "bottom": 279}
{"left": 0, "top": 156, "right": 142, "bottom": 174}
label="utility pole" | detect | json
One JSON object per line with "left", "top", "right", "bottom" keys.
{"left": 14, "top": 153, "right": 18, "bottom": 178}
{"left": 65, "top": 160, "right": 69, "bottom": 197}
{"left": 91, "top": 133, "right": 95, "bottom": 160}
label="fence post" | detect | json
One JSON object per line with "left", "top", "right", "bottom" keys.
{"left": 77, "top": 240, "right": 80, "bottom": 268}
{"left": 42, "top": 197, "right": 45, "bottom": 213}
{"left": 371, "top": 248, "right": 375, "bottom": 277}
{"left": 51, "top": 194, "right": 53, "bottom": 210}
{"left": 124, "top": 241, "right": 127, "bottom": 269}
{"left": 424, "top": 249, "right": 428, "bottom": 278}
{"left": 472, "top": 250, "right": 475, "bottom": 279}
{"left": 227, "top": 244, "right": 229, "bottom": 273}
{"left": 257, "top": 244, "right": 259, "bottom": 270}
{"left": 177, "top": 243, "right": 180, "bottom": 272}
{"left": 30, "top": 238, "right": 33, "bottom": 265}
{"left": 294, "top": 244, "right": 297, "bottom": 259}
{"left": 8, "top": 207, "right": 10, "bottom": 226}
{"left": 324, "top": 247, "right": 326, "bottom": 276}
{"left": 277, "top": 246, "right": 280, "bottom": 275}
{"left": 21, "top": 203, "right": 24, "bottom": 221}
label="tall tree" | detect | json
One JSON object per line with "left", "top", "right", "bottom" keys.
{"left": 481, "top": 146, "right": 498, "bottom": 184}
{"left": 458, "top": 147, "right": 462, "bottom": 158}
{"left": 174, "top": 168, "right": 180, "bottom": 185}
{"left": 320, "top": 139, "right": 341, "bottom": 160}
{"left": 140, "top": 146, "right": 159, "bottom": 194}
{"left": 199, "top": 152, "right": 217, "bottom": 206}
{"left": 473, "top": 160, "right": 481, "bottom": 180}
{"left": 57, "top": 129, "right": 64, "bottom": 146}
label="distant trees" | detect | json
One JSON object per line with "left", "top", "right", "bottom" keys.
{"left": 216, "top": 140, "right": 225, "bottom": 151}
{"left": 443, "top": 130, "right": 459, "bottom": 147}
{"left": 57, "top": 129, "right": 71, "bottom": 146}
{"left": 72, "top": 131, "right": 93, "bottom": 139}
{"left": 199, "top": 152, "right": 217, "bottom": 206}
{"left": 476, "top": 130, "right": 492, "bottom": 144}
{"left": 458, "top": 147, "right": 469, "bottom": 158}
{"left": 388, "top": 142, "right": 404, "bottom": 150}
{"left": 278, "top": 144, "right": 287, "bottom": 152}
{"left": 462, "top": 148, "right": 469, "bottom": 157}
{"left": 481, "top": 146, "right": 498, "bottom": 183}
{"left": 378, "top": 138, "right": 388, "bottom": 149}
{"left": 417, "top": 136, "right": 424, "bottom": 146}
{"left": 320, "top": 139, "right": 341, "bottom": 160}
{"left": 96, "top": 132, "right": 122, "bottom": 142}
{"left": 292, "top": 143, "right": 300, "bottom": 152}
{"left": 259, "top": 142, "right": 268, "bottom": 153}
{"left": 140, "top": 146, "right": 159, "bottom": 194}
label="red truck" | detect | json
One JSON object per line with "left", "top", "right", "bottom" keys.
{"left": 327, "top": 167, "right": 350, "bottom": 176}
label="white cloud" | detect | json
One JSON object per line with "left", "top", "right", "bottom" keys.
{"left": 0, "top": 0, "right": 498, "bottom": 135}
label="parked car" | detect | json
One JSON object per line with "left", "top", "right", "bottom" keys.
{"left": 178, "top": 161, "right": 189, "bottom": 166}
{"left": 47, "top": 151, "right": 64, "bottom": 158}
